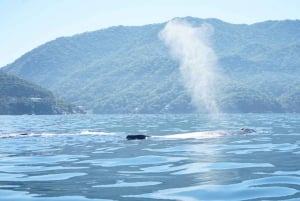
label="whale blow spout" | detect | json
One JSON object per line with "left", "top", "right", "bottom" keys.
{"left": 159, "top": 19, "right": 223, "bottom": 114}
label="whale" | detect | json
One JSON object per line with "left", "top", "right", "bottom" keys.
{"left": 1, "top": 128, "right": 256, "bottom": 140}
{"left": 126, "top": 128, "right": 256, "bottom": 140}
{"left": 126, "top": 134, "right": 150, "bottom": 140}
{"left": 0, "top": 133, "right": 29, "bottom": 138}
{"left": 237, "top": 128, "right": 256, "bottom": 134}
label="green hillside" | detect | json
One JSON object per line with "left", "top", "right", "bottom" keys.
{"left": 0, "top": 71, "right": 83, "bottom": 115}
{"left": 3, "top": 17, "right": 300, "bottom": 113}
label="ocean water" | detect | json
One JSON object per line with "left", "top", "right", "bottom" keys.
{"left": 0, "top": 114, "right": 299, "bottom": 201}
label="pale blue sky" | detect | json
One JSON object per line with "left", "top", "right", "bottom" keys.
{"left": 1, "top": 0, "right": 300, "bottom": 67}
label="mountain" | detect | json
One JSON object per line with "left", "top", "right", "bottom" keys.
{"left": 0, "top": 71, "right": 83, "bottom": 115}
{"left": 3, "top": 17, "right": 300, "bottom": 113}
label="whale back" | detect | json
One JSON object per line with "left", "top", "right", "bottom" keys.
{"left": 126, "top": 134, "right": 149, "bottom": 140}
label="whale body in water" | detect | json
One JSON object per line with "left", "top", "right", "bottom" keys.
{"left": 126, "top": 128, "right": 256, "bottom": 140}
{"left": 0, "top": 128, "right": 256, "bottom": 140}
{"left": 126, "top": 134, "right": 150, "bottom": 140}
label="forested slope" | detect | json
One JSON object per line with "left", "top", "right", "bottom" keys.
{"left": 3, "top": 17, "right": 300, "bottom": 113}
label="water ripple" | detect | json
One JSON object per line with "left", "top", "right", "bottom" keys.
{"left": 0, "top": 114, "right": 299, "bottom": 200}
{"left": 128, "top": 176, "right": 299, "bottom": 201}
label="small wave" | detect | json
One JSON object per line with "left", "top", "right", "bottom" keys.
{"left": 0, "top": 131, "right": 115, "bottom": 139}
{"left": 0, "top": 133, "right": 39, "bottom": 138}
{"left": 0, "top": 132, "right": 74, "bottom": 138}
{"left": 159, "top": 130, "right": 228, "bottom": 139}
{"left": 80, "top": 130, "right": 115, "bottom": 135}
{"left": 94, "top": 180, "right": 161, "bottom": 188}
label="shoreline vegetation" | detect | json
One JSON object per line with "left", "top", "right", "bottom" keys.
{"left": 0, "top": 71, "right": 84, "bottom": 115}
{"left": 2, "top": 17, "right": 300, "bottom": 114}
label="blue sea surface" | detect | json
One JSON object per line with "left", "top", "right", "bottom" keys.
{"left": 0, "top": 114, "right": 299, "bottom": 201}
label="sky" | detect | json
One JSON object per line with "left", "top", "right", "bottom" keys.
{"left": 1, "top": 0, "right": 300, "bottom": 67}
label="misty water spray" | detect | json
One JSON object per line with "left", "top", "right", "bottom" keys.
{"left": 160, "top": 19, "right": 222, "bottom": 114}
